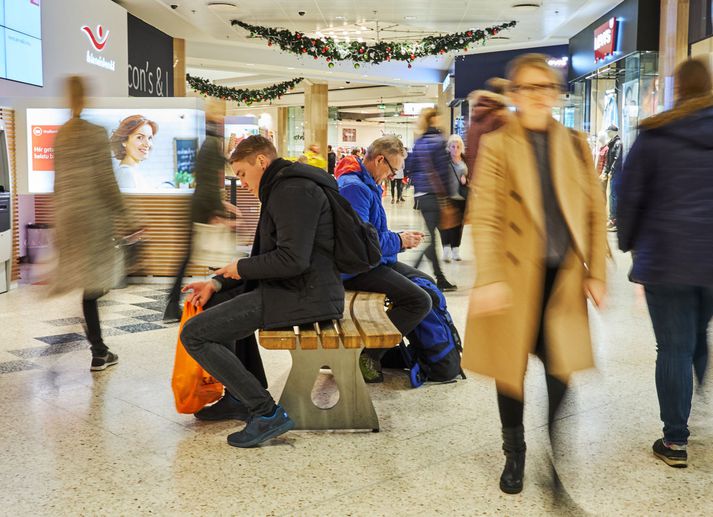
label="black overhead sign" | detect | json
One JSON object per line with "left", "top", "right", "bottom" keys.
{"left": 127, "top": 14, "right": 174, "bottom": 97}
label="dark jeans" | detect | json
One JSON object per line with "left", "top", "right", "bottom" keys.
{"left": 415, "top": 194, "right": 444, "bottom": 279}
{"left": 344, "top": 262, "right": 432, "bottom": 337}
{"left": 390, "top": 179, "right": 404, "bottom": 200}
{"left": 497, "top": 266, "right": 568, "bottom": 429}
{"left": 82, "top": 291, "right": 108, "bottom": 357}
{"left": 609, "top": 173, "right": 618, "bottom": 221}
{"left": 439, "top": 199, "right": 466, "bottom": 248}
{"left": 644, "top": 283, "right": 713, "bottom": 445}
{"left": 181, "top": 289, "right": 275, "bottom": 417}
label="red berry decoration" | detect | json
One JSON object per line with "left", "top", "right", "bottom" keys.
{"left": 301, "top": 47, "right": 307, "bottom": 53}
{"left": 296, "top": 33, "right": 302, "bottom": 39}
{"left": 268, "top": 40, "right": 273, "bottom": 46}
{"left": 466, "top": 31, "right": 473, "bottom": 37}
{"left": 410, "top": 53, "right": 415, "bottom": 60}
{"left": 314, "top": 55, "right": 318, "bottom": 59}
{"left": 359, "top": 47, "right": 365, "bottom": 54}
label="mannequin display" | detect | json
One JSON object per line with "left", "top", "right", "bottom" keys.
{"left": 596, "top": 132, "right": 610, "bottom": 196}
{"left": 603, "top": 125, "right": 622, "bottom": 230}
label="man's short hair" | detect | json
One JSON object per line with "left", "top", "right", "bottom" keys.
{"left": 229, "top": 135, "right": 277, "bottom": 164}
{"left": 506, "top": 53, "right": 563, "bottom": 89}
{"left": 365, "top": 136, "right": 407, "bottom": 161}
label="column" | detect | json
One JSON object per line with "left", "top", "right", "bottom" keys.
{"left": 303, "top": 81, "right": 328, "bottom": 159}
{"left": 173, "top": 38, "right": 187, "bottom": 97}
{"left": 437, "top": 84, "right": 452, "bottom": 135}
{"left": 659, "top": 0, "right": 690, "bottom": 108}
{"left": 277, "top": 107, "right": 289, "bottom": 156}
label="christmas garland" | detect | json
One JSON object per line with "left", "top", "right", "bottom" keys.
{"left": 231, "top": 19, "right": 517, "bottom": 68}
{"left": 186, "top": 74, "right": 303, "bottom": 104}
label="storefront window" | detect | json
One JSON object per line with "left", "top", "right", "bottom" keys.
{"left": 286, "top": 106, "right": 304, "bottom": 159}
{"left": 570, "top": 51, "right": 661, "bottom": 156}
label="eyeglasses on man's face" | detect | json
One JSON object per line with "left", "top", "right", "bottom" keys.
{"left": 382, "top": 155, "right": 397, "bottom": 175}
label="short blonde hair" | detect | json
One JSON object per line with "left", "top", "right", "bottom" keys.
{"left": 417, "top": 107, "right": 440, "bottom": 135}
{"left": 447, "top": 134, "right": 464, "bottom": 153}
{"left": 506, "top": 53, "right": 563, "bottom": 88}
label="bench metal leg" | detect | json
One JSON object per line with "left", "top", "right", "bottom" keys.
{"left": 278, "top": 347, "right": 379, "bottom": 431}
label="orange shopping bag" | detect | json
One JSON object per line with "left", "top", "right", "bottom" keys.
{"left": 171, "top": 301, "right": 223, "bottom": 414}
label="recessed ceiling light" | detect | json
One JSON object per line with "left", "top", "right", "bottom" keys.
{"left": 511, "top": 2, "right": 541, "bottom": 11}
{"left": 404, "top": 16, "right": 417, "bottom": 21}
{"left": 287, "top": 67, "right": 295, "bottom": 70}
{"left": 335, "top": 16, "right": 345, "bottom": 20}
{"left": 339, "top": 86, "right": 345, "bottom": 89}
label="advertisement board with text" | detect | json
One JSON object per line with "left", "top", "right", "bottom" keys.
{"left": 27, "top": 108, "right": 205, "bottom": 193}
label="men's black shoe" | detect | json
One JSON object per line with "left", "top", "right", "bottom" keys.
{"left": 227, "top": 405, "right": 294, "bottom": 448}
{"left": 653, "top": 438, "right": 687, "bottom": 468}
{"left": 437, "top": 279, "right": 458, "bottom": 292}
{"left": 90, "top": 351, "right": 119, "bottom": 372}
{"left": 195, "top": 394, "right": 251, "bottom": 421}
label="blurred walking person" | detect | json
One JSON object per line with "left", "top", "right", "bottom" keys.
{"left": 164, "top": 108, "right": 237, "bottom": 321}
{"left": 463, "top": 54, "right": 607, "bottom": 494}
{"left": 441, "top": 134, "right": 468, "bottom": 262}
{"left": 409, "top": 108, "right": 457, "bottom": 292}
{"left": 52, "top": 76, "right": 138, "bottom": 371}
{"left": 464, "top": 77, "right": 511, "bottom": 183}
{"left": 618, "top": 58, "right": 713, "bottom": 469}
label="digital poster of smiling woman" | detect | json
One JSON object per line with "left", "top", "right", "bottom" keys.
{"left": 110, "top": 114, "right": 159, "bottom": 189}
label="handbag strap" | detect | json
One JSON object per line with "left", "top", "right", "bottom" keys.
{"left": 423, "top": 142, "right": 450, "bottom": 197}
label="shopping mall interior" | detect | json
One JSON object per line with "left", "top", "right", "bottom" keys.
{"left": 0, "top": 0, "right": 711, "bottom": 515}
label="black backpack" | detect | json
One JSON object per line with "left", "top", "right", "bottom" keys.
{"left": 321, "top": 187, "right": 382, "bottom": 275}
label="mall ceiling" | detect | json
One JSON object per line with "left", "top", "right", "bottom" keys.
{"left": 116, "top": 0, "right": 626, "bottom": 92}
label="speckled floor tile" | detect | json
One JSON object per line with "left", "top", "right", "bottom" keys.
{"left": 0, "top": 206, "right": 712, "bottom": 515}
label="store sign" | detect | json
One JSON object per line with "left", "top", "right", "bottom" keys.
{"left": 81, "top": 24, "right": 116, "bottom": 71}
{"left": 127, "top": 14, "right": 174, "bottom": 97}
{"left": 547, "top": 56, "right": 569, "bottom": 69}
{"left": 594, "top": 17, "right": 618, "bottom": 62}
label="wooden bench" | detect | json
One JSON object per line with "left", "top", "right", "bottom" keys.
{"left": 258, "top": 291, "right": 401, "bottom": 432}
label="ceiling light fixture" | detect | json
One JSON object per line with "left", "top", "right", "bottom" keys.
{"left": 335, "top": 16, "right": 345, "bottom": 20}
{"left": 511, "top": 2, "right": 541, "bottom": 11}
{"left": 207, "top": 2, "right": 237, "bottom": 9}
{"left": 404, "top": 16, "right": 417, "bottom": 21}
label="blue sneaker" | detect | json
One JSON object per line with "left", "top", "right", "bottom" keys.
{"left": 227, "top": 405, "right": 294, "bottom": 448}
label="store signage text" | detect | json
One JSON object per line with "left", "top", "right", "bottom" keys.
{"left": 81, "top": 24, "right": 116, "bottom": 71}
{"left": 128, "top": 61, "right": 169, "bottom": 97}
{"left": 547, "top": 56, "right": 569, "bottom": 69}
{"left": 594, "top": 17, "right": 618, "bottom": 62}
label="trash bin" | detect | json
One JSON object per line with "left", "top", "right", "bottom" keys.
{"left": 26, "top": 223, "right": 53, "bottom": 264}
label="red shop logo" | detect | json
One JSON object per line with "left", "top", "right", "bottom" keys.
{"left": 81, "top": 24, "right": 110, "bottom": 52}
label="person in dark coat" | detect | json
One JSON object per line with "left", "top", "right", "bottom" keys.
{"left": 409, "top": 108, "right": 457, "bottom": 292}
{"left": 327, "top": 144, "right": 337, "bottom": 176}
{"left": 338, "top": 136, "right": 432, "bottom": 382}
{"left": 617, "top": 58, "right": 713, "bottom": 469}
{"left": 464, "top": 77, "right": 511, "bottom": 183}
{"left": 164, "top": 112, "right": 236, "bottom": 322}
{"left": 180, "top": 135, "right": 344, "bottom": 448}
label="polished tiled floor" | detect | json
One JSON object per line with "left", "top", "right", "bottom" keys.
{"left": 1, "top": 191, "right": 711, "bottom": 516}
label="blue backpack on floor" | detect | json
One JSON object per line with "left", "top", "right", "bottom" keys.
{"left": 384, "top": 275, "right": 466, "bottom": 387}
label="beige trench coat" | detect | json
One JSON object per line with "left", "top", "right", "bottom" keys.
{"left": 51, "top": 117, "right": 130, "bottom": 296}
{"left": 462, "top": 117, "right": 607, "bottom": 400}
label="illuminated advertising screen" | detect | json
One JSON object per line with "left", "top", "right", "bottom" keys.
{"left": 26, "top": 108, "right": 205, "bottom": 193}
{"left": 1, "top": 0, "right": 43, "bottom": 86}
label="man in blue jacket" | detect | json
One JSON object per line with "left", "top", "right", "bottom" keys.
{"left": 338, "top": 136, "right": 432, "bottom": 382}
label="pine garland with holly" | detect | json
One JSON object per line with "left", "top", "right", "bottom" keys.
{"left": 231, "top": 20, "right": 517, "bottom": 68}
{"left": 186, "top": 74, "right": 303, "bottom": 104}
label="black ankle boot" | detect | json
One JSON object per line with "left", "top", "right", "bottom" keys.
{"left": 500, "top": 425, "right": 526, "bottom": 494}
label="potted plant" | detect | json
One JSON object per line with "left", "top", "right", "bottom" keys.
{"left": 175, "top": 171, "right": 194, "bottom": 189}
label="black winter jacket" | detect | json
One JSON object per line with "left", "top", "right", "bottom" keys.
{"left": 617, "top": 96, "right": 713, "bottom": 287}
{"left": 216, "top": 158, "right": 344, "bottom": 328}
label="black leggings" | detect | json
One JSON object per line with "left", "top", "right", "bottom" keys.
{"left": 390, "top": 179, "right": 404, "bottom": 200}
{"left": 496, "top": 266, "right": 569, "bottom": 428}
{"left": 82, "top": 291, "right": 108, "bottom": 357}
{"left": 439, "top": 199, "right": 466, "bottom": 248}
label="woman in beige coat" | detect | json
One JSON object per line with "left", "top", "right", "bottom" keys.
{"left": 463, "top": 55, "right": 607, "bottom": 494}
{"left": 52, "top": 76, "right": 135, "bottom": 371}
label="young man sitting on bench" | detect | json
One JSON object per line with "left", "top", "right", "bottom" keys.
{"left": 180, "top": 135, "right": 344, "bottom": 448}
